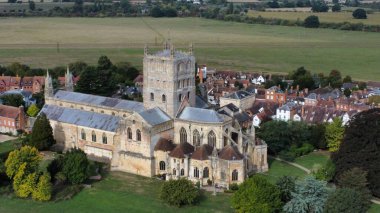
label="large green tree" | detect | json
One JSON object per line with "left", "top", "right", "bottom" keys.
{"left": 27, "top": 104, "right": 40, "bottom": 117}
{"left": 232, "top": 176, "right": 283, "bottom": 213}
{"left": 283, "top": 176, "right": 328, "bottom": 213}
{"left": 324, "top": 188, "right": 369, "bottom": 213}
{"left": 290, "top": 67, "right": 316, "bottom": 90}
{"left": 276, "top": 176, "right": 296, "bottom": 203}
{"left": 336, "top": 168, "right": 372, "bottom": 203}
{"left": 332, "top": 109, "right": 380, "bottom": 197}
{"left": 29, "top": 113, "right": 55, "bottom": 150}
{"left": 62, "top": 148, "right": 90, "bottom": 185}
{"left": 325, "top": 118, "right": 344, "bottom": 152}
{"left": 160, "top": 178, "right": 200, "bottom": 207}
{"left": 1, "top": 94, "right": 25, "bottom": 108}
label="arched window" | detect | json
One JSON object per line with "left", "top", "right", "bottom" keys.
{"left": 162, "top": 94, "right": 166, "bottom": 103}
{"left": 203, "top": 167, "right": 209, "bottom": 178}
{"left": 187, "top": 91, "right": 190, "bottom": 99}
{"left": 136, "top": 129, "right": 141, "bottom": 141}
{"left": 92, "top": 131, "right": 96, "bottom": 142}
{"left": 159, "top": 161, "right": 166, "bottom": 171}
{"left": 194, "top": 167, "right": 199, "bottom": 178}
{"left": 178, "top": 94, "right": 182, "bottom": 102}
{"left": 193, "top": 129, "right": 200, "bottom": 147}
{"left": 232, "top": 169, "right": 238, "bottom": 181}
{"left": 224, "top": 129, "right": 229, "bottom": 147}
{"left": 208, "top": 131, "right": 216, "bottom": 147}
{"left": 102, "top": 133, "right": 107, "bottom": 144}
{"left": 180, "top": 127, "right": 187, "bottom": 143}
{"left": 180, "top": 169, "right": 184, "bottom": 176}
{"left": 173, "top": 168, "right": 176, "bottom": 176}
{"left": 150, "top": 93, "right": 154, "bottom": 101}
{"left": 81, "top": 129, "right": 86, "bottom": 140}
{"left": 127, "top": 128, "right": 132, "bottom": 140}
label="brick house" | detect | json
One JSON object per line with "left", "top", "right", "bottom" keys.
{"left": 0, "top": 105, "right": 26, "bottom": 135}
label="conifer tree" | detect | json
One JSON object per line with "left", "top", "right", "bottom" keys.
{"left": 29, "top": 113, "right": 55, "bottom": 150}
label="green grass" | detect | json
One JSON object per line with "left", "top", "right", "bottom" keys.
{"left": 0, "top": 172, "right": 233, "bottom": 213}
{"left": 294, "top": 151, "right": 330, "bottom": 171}
{"left": 369, "top": 203, "right": 380, "bottom": 213}
{"left": 256, "top": 158, "right": 308, "bottom": 184}
{"left": 0, "top": 139, "right": 22, "bottom": 155}
{"left": 0, "top": 17, "right": 379, "bottom": 80}
{"left": 248, "top": 11, "right": 380, "bottom": 25}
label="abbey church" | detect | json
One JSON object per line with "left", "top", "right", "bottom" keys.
{"left": 41, "top": 43, "right": 268, "bottom": 187}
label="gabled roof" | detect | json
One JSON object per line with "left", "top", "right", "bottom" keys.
{"left": 191, "top": 144, "right": 213, "bottom": 161}
{"left": 169, "top": 142, "right": 194, "bottom": 158}
{"left": 154, "top": 138, "right": 175, "bottom": 152}
{"left": 218, "top": 145, "right": 244, "bottom": 161}
{"left": 41, "top": 105, "right": 120, "bottom": 132}
{"left": 223, "top": 90, "right": 253, "bottom": 99}
{"left": 138, "top": 107, "right": 171, "bottom": 126}
{"left": 53, "top": 90, "right": 144, "bottom": 113}
{"left": 178, "top": 107, "right": 226, "bottom": 123}
{"left": 0, "top": 105, "right": 21, "bottom": 119}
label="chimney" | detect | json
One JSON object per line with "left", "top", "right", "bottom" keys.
{"left": 301, "top": 105, "right": 304, "bottom": 118}
{"left": 198, "top": 67, "right": 203, "bottom": 84}
{"left": 305, "top": 88, "right": 309, "bottom": 94}
{"left": 296, "top": 85, "right": 300, "bottom": 91}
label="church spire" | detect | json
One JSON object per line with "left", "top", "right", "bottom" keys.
{"left": 65, "top": 65, "right": 74, "bottom": 92}
{"left": 45, "top": 69, "right": 54, "bottom": 99}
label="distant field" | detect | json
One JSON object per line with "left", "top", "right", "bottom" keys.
{"left": 248, "top": 11, "right": 380, "bottom": 25}
{"left": 0, "top": 17, "right": 380, "bottom": 80}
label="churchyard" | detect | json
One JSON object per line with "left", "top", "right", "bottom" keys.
{"left": 0, "top": 17, "right": 379, "bottom": 80}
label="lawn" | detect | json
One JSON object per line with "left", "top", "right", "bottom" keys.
{"left": 369, "top": 203, "right": 380, "bottom": 213}
{"left": 256, "top": 158, "right": 308, "bottom": 184}
{"left": 0, "top": 171, "right": 234, "bottom": 213}
{"left": 294, "top": 151, "right": 330, "bottom": 171}
{"left": 0, "top": 17, "right": 379, "bottom": 80}
{"left": 248, "top": 11, "right": 380, "bottom": 25}
{"left": 0, "top": 138, "right": 22, "bottom": 156}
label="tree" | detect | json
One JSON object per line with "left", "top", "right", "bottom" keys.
{"left": 232, "top": 176, "right": 283, "bottom": 213}
{"left": 29, "top": 113, "right": 55, "bottom": 150}
{"left": 151, "top": 6, "right": 164, "bottom": 17}
{"left": 75, "top": 66, "right": 98, "bottom": 94}
{"left": 27, "top": 104, "right": 40, "bottom": 117}
{"left": 290, "top": 67, "right": 316, "bottom": 90}
{"left": 325, "top": 118, "right": 344, "bottom": 152}
{"left": 276, "top": 176, "right": 296, "bottom": 203}
{"left": 97, "top": 55, "right": 112, "bottom": 70}
{"left": 332, "top": 109, "right": 380, "bottom": 197}
{"left": 304, "top": 15, "right": 320, "bottom": 28}
{"left": 352, "top": 8, "right": 367, "bottom": 19}
{"left": 324, "top": 188, "right": 370, "bottom": 213}
{"left": 313, "top": 159, "right": 335, "bottom": 181}
{"left": 1, "top": 94, "right": 25, "bottom": 107}
{"left": 331, "top": 3, "right": 341, "bottom": 12}
{"left": 336, "top": 168, "right": 371, "bottom": 203}
{"left": 68, "top": 61, "right": 87, "bottom": 76}
{"left": 73, "top": 0, "right": 83, "bottom": 14}
{"left": 62, "top": 148, "right": 90, "bottom": 184}
{"left": 160, "top": 178, "right": 200, "bottom": 207}
{"left": 5, "top": 146, "right": 41, "bottom": 179}
{"left": 342, "top": 75, "right": 352, "bottom": 83}
{"left": 311, "top": 0, "right": 329, "bottom": 12}
{"left": 32, "top": 173, "right": 52, "bottom": 201}
{"left": 29, "top": 1, "right": 35, "bottom": 11}
{"left": 283, "top": 176, "right": 328, "bottom": 213}
{"left": 343, "top": 88, "right": 351, "bottom": 97}
{"left": 120, "top": 0, "right": 131, "bottom": 13}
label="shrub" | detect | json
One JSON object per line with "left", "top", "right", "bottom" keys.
{"left": 304, "top": 15, "right": 320, "bottom": 28}
{"left": 230, "top": 183, "right": 239, "bottom": 191}
{"left": 62, "top": 149, "right": 90, "bottom": 185}
{"left": 28, "top": 113, "right": 55, "bottom": 150}
{"left": 160, "top": 178, "right": 200, "bottom": 207}
{"left": 207, "top": 179, "right": 212, "bottom": 186}
{"left": 279, "top": 150, "right": 296, "bottom": 162}
{"left": 324, "top": 188, "right": 370, "bottom": 213}
{"left": 353, "top": 8, "right": 367, "bottom": 19}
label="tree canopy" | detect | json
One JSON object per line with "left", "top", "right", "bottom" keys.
{"left": 325, "top": 118, "right": 344, "bottom": 152}
{"left": 232, "top": 176, "right": 283, "bottom": 213}
{"left": 160, "top": 178, "right": 200, "bottom": 207}
{"left": 332, "top": 109, "right": 380, "bottom": 197}
{"left": 304, "top": 15, "right": 320, "bottom": 28}
{"left": 324, "top": 188, "right": 369, "bottom": 213}
{"left": 62, "top": 148, "right": 90, "bottom": 185}
{"left": 28, "top": 113, "right": 55, "bottom": 150}
{"left": 283, "top": 176, "right": 328, "bottom": 213}
{"left": 27, "top": 104, "right": 40, "bottom": 117}
{"left": 1, "top": 94, "right": 25, "bottom": 108}
{"left": 353, "top": 8, "right": 367, "bottom": 19}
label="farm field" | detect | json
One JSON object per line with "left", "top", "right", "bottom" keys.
{"left": 248, "top": 11, "right": 380, "bottom": 25}
{"left": 0, "top": 17, "right": 380, "bottom": 80}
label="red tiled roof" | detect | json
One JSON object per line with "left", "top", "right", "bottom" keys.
{"left": 191, "top": 144, "right": 213, "bottom": 160}
{"left": 0, "top": 105, "right": 21, "bottom": 119}
{"left": 218, "top": 145, "right": 244, "bottom": 161}
{"left": 169, "top": 142, "right": 194, "bottom": 158}
{"left": 154, "top": 138, "right": 175, "bottom": 152}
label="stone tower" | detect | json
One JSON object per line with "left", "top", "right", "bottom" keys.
{"left": 143, "top": 43, "right": 196, "bottom": 118}
{"left": 45, "top": 69, "right": 54, "bottom": 99}
{"left": 65, "top": 66, "right": 74, "bottom": 92}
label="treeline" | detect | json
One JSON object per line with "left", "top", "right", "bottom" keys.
{"left": 201, "top": 12, "right": 380, "bottom": 32}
